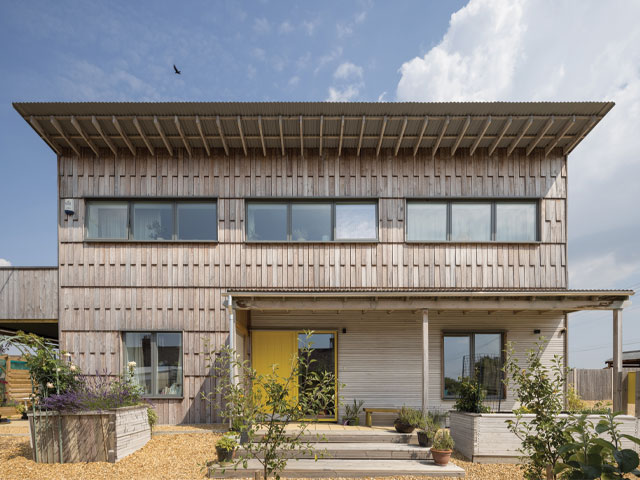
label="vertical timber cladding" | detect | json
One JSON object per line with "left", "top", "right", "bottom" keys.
{"left": 57, "top": 147, "right": 567, "bottom": 424}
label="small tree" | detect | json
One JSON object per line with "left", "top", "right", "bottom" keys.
{"left": 205, "top": 331, "right": 340, "bottom": 480}
{"left": 504, "top": 338, "right": 570, "bottom": 480}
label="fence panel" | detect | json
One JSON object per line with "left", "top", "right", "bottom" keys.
{"left": 569, "top": 368, "right": 613, "bottom": 401}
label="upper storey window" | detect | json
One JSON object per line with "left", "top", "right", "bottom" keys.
{"left": 85, "top": 200, "right": 217, "bottom": 241}
{"left": 407, "top": 200, "right": 539, "bottom": 242}
{"left": 246, "top": 201, "right": 378, "bottom": 242}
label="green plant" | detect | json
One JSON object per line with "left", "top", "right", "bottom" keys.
{"left": 343, "top": 399, "right": 364, "bottom": 425}
{"left": 147, "top": 407, "right": 158, "bottom": 430}
{"left": 432, "top": 429, "right": 455, "bottom": 450}
{"left": 395, "top": 406, "right": 426, "bottom": 429}
{"left": 566, "top": 385, "right": 587, "bottom": 413}
{"left": 216, "top": 434, "right": 238, "bottom": 452}
{"left": 504, "top": 338, "right": 570, "bottom": 480}
{"left": 453, "top": 376, "right": 490, "bottom": 413}
{"left": 16, "top": 403, "right": 27, "bottom": 415}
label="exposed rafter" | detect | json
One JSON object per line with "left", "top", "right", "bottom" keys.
{"left": 394, "top": 116, "right": 408, "bottom": 157}
{"left": 376, "top": 116, "right": 388, "bottom": 157}
{"left": 71, "top": 116, "right": 100, "bottom": 156}
{"left": 236, "top": 116, "right": 247, "bottom": 156}
{"left": 50, "top": 116, "right": 81, "bottom": 156}
{"left": 413, "top": 116, "right": 429, "bottom": 157}
{"left": 526, "top": 116, "right": 554, "bottom": 156}
{"left": 153, "top": 115, "right": 173, "bottom": 156}
{"left": 133, "top": 116, "right": 154, "bottom": 156}
{"left": 545, "top": 116, "right": 575, "bottom": 157}
{"left": 194, "top": 115, "right": 210, "bottom": 157}
{"left": 450, "top": 115, "right": 470, "bottom": 157}
{"left": 338, "top": 116, "right": 345, "bottom": 157}
{"left": 174, "top": 116, "right": 192, "bottom": 157}
{"left": 563, "top": 116, "right": 597, "bottom": 155}
{"left": 299, "top": 115, "right": 304, "bottom": 158}
{"left": 470, "top": 116, "right": 491, "bottom": 156}
{"left": 29, "top": 116, "right": 61, "bottom": 155}
{"left": 432, "top": 116, "right": 450, "bottom": 158}
{"left": 112, "top": 116, "right": 136, "bottom": 156}
{"left": 488, "top": 116, "right": 513, "bottom": 156}
{"left": 279, "top": 116, "right": 285, "bottom": 156}
{"left": 215, "top": 115, "right": 229, "bottom": 156}
{"left": 507, "top": 115, "right": 533, "bottom": 157}
{"left": 257, "top": 115, "right": 266, "bottom": 157}
{"left": 357, "top": 115, "right": 366, "bottom": 157}
{"left": 319, "top": 115, "right": 324, "bottom": 157}
{"left": 91, "top": 116, "right": 118, "bottom": 156}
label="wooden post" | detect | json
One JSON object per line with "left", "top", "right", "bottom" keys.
{"left": 422, "top": 310, "right": 429, "bottom": 414}
{"left": 613, "top": 309, "right": 623, "bottom": 412}
{"left": 635, "top": 369, "right": 640, "bottom": 417}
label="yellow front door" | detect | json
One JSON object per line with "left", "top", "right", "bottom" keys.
{"left": 251, "top": 331, "right": 298, "bottom": 407}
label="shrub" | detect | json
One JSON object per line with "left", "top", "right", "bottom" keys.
{"left": 216, "top": 435, "right": 238, "bottom": 452}
{"left": 566, "top": 385, "right": 586, "bottom": 413}
{"left": 454, "top": 376, "right": 490, "bottom": 413}
{"left": 147, "top": 407, "right": 158, "bottom": 429}
{"left": 343, "top": 399, "right": 364, "bottom": 425}
{"left": 395, "top": 406, "right": 426, "bottom": 429}
{"left": 432, "top": 429, "right": 455, "bottom": 450}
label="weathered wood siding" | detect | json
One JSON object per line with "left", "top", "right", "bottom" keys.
{"left": 0, "top": 268, "right": 58, "bottom": 320}
{"left": 57, "top": 148, "right": 567, "bottom": 424}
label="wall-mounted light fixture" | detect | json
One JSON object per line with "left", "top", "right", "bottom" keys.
{"left": 533, "top": 329, "right": 541, "bottom": 335}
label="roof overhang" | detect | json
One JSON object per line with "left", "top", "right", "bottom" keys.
{"left": 223, "top": 289, "right": 633, "bottom": 312}
{"left": 13, "top": 101, "right": 614, "bottom": 159}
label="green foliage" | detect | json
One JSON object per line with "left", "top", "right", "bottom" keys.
{"left": 453, "top": 376, "right": 490, "bottom": 413}
{"left": 343, "top": 399, "right": 364, "bottom": 425}
{"left": 216, "top": 434, "right": 239, "bottom": 452}
{"left": 572, "top": 400, "right": 613, "bottom": 415}
{"left": 432, "top": 429, "right": 455, "bottom": 451}
{"left": 147, "top": 407, "right": 158, "bottom": 430}
{"left": 419, "top": 413, "right": 439, "bottom": 438}
{"left": 205, "top": 330, "right": 340, "bottom": 479}
{"left": 395, "top": 405, "right": 426, "bottom": 429}
{"left": 504, "top": 337, "right": 570, "bottom": 480}
{"left": 567, "top": 385, "right": 587, "bottom": 413}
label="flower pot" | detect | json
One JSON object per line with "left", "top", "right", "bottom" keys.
{"left": 417, "top": 430, "right": 431, "bottom": 447}
{"left": 215, "top": 446, "right": 235, "bottom": 463}
{"left": 394, "top": 420, "right": 415, "bottom": 433}
{"left": 431, "top": 448, "right": 452, "bottom": 466}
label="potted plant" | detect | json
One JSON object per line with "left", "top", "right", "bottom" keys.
{"left": 342, "top": 399, "right": 364, "bottom": 426}
{"left": 215, "top": 434, "right": 238, "bottom": 463}
{"left": 16, "top": 403, "right": 28, "bottom": 420}
{"left": 393, "top": 406, "right": 425, "bottom": 434}
{"left": 431, "top": 429, "right": 454, "bottom": 466}
{"left": 417, "top": 415, "right": 438, "bottom": 447}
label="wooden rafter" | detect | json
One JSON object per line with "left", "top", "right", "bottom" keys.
{"left": 133, "top": 117, "right": 154, "bottom": 156}
{"left": 50, "top": 116, "right": 81, "bottom": 156}
{"left": 338, "top": 116, "right": 345, "bottom": 157}
{"left": 526, "top": 116, "right": 554, "bottom": 156}
{"left": 564, "top": 116, "right": 597, "bottom": 155}
{"left": 29, "top": 116, "right": 61, "bottom": 155}
{"left": 112, "top": 116, "right": 136, "bottom": 156}
{"left": 236, "top": 116, "right": 247, "bottom": 156}
{"left": 545, "top": 116, "right": 575, "bottom": 157}
{"left": 450, "top": 115, "right": 471, "bottom": 157}
{"left": 194, "top": 115, "right": 210, "bottom": 156}
{"left": 470, "top": 116, "right": 491, "bottom": 156}
{"left": 357, "top": 115, "right": 366, "bottom": 156}
{"left": 257, "top": 115, "right": 266, "bottom": 157}
{"left": 319, "top": 115, "right": 324, "bottom": 157}
{"left": 376, "top": 115, "right": 388, "bottom": 157}
{"left": 215, "top": 115, "right": 229, "bottom": 156}
{"left": 413, "top": 116, "right": 429, "bottom": 157}
{"left": 299, "top": 116, "right": 304, "bottom": 158}
{"left": 488, "top": 116, "right": 512, "bottom": 156}
{"left": 70, "top": 116, "right": 100, "bottom": 156}
{"left": 279, "top": 116, "right": 285, "bottom": 156}
{"left": 394, "top": 116, "right": 408, "bottom": 157}
{"left": 91, "top": 116, "right": 118, "bottom": 156}
{"left": 432, "top": 116, "right": 450, "bottom": 158}
{"left": 507, "top": 115, "right": 533, "bottom": 157}
{"left": 174, "top": 116, "right": 192, "bottom": 157}
{"left": 153, "top": 116, "right": 173, "bottom": 156}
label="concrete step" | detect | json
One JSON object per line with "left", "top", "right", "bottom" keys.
{"left": 209, "top": 459, "right": 464, "bottom": 478}
{"left": 241, "top": 442, "right": 431, "bottom": 460}
{"left": 252, "top": 428, "right": 416, "bottom": 444}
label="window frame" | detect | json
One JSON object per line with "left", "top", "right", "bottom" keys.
{"left": 122, "top": 331, "right": 184, "bottom": 399}
{"left": 84, "top": 197, "right": 218, "bottom": 243}
{"left": 405, "top": 198, "right": 541, "bottom": 244}
{"left": 245, "top": 198, "right": 379, "bottom": 243}
{"left": 441, "top": 331, "right": 506, "bottom": 400}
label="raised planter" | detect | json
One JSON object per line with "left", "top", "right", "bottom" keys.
{"left": 450, "top": 411, "right": 640, "bottom": 464}
{"left": 28, "top": 405, "right": 150, "bottom": 463}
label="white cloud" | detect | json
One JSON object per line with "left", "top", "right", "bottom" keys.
{"left": 253, "top": 17, "right": 271, "bottom": 34}
{"left": 302, "top": 19, "right": 318, "bottom": 36}
{"left": 377, "top": 91, "right": 387, "bottom": 102}
{"left": 337, "top": 7, "right": 369, "bottom": 38}
{"left": 0, "top": 258, "right": 11, "bottom": 267}
{"left": 252, "top": 47, "right": 266, "bottom": 61}
{"left": 315, "top": 47, "right": 343, "bottom": 74}
{"left": 571, "top": 252, "right": 640, "bottom": 290}
{"left": 327, "top": 62, "right": 364, "bottom": 102}
{"left": 278, "top": 21, "right": 293, "bottom": 34}
{"left": 327, "top": 85, "right": 360, "bottom": 102}
{"left": 333, "top": 62, "right": 363, "bottom": 81}
{"left": 288, "top": 76, "right": 300, "bottom": 87}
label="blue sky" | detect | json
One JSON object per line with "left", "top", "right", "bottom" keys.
{"left": 0, "top": 0, "right": 639, "bottom": 368}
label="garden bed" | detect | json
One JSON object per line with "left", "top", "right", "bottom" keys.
{"left": 28, "top": 405, "right": 150, "bottom": 463}
{"left": 450, "top": 411, "right": 640, "bottom": 463}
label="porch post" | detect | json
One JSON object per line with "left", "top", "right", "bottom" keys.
{"left": 613, "top": 308, "right": 623, "bottom": 412}
{"left": 226, "top": 294, "right": 237, "bottom": 387}
{"left": 422, "top": 310, "right": 429, "bottom": 413}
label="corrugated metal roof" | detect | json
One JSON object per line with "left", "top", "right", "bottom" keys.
{"left": 13, "top": 101, "right": 614, "bottom": 158}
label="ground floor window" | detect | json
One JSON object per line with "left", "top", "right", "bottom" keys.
{"left": 442, "top": 332, "right": 504, "bottom": 399}
{"left": 123, "top": 332, "right": 183, "bottom": 397}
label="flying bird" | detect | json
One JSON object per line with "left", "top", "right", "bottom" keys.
{"left": 173, "top": 64, "right": 181, "bottom": 75}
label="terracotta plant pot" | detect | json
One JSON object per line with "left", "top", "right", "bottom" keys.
{"left": 417, "top": 430, "right": 431, "bottom": 447}
{"left": 215, "top": 446, "right": 235, "bottom": 463}
{"left": 394, "top": 420, "right": 415, "bottom": 433}
{"left": 431, "top": 448, "right": 452, "bottom": 466}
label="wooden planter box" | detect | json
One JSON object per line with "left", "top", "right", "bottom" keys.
{"left": 450, "top": 411, "right": 640, "bottom": 464}
{"left": 28, "top": 405, "right": 150, "bottom": 463}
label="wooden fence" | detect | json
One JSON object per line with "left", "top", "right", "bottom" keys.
{"left": 568, "top": 368, "right": 613, "bottom": 401}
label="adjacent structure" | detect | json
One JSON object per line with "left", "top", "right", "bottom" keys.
{"left": 11, "top": 101, "right": 633, "bottom": 424}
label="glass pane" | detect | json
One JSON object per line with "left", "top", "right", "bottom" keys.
{"left": 124, "top": 332, "right": 152, "bottom": 395}
{"left": 298, "top": 333, "right": 335, "bottom": 418}
{"left": 496, "top": 203, "right": 537, "bottom": 242}
{"left": 443, "top": 336, "right": 470, "bottom": 397}
{"left": 177, "top": 203, "right": 217, "bottom": 240}
{"left": 291, "top": 204, "right": 332, "bottom": 241}
{"left": 157, "top": 333, "right": 182, "bottom": 396}
{"left": 451, "top": 203, "right": 491, "bottom": 241}
{"left": 473, "top": 334, "right": 503, "bottom": 398}
{"left": 132, "top": 203, "right": 173, "bottom": 240}
{"left": 86, "top": 202, "right": 128, "bottom": 239}
{"left": 335, "top": 204, "right": 377, "bottom": 240}
{"left": 246, "top": 203, "right": 288, "bottom": 241}
{"left": 407, "top": 203, "right": 447, "bottom": 241}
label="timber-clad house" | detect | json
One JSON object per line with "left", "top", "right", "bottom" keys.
{"left": 4, "top": 101, "right": 634, "bottom": 425}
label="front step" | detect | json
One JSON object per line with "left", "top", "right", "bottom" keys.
{"left": 240, "top": 442, "right": 431, "bottom": 460}
{"left": 252, "top": 428, "right": 416, "bottom": 444}
{"left": 209, "top": 459, "right": 464, "bottom": 478}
